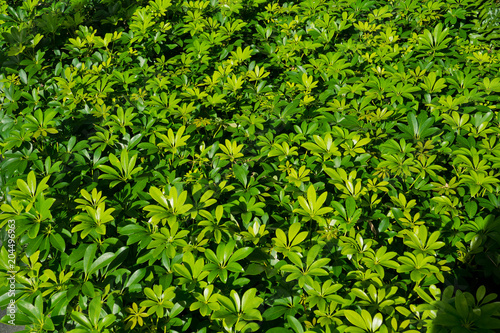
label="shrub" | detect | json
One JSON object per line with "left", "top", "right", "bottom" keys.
{"left": 1, "top": 0, "right": 500, "bottom": 332}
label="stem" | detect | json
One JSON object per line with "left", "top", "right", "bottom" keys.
{"left": 213, "top": 124, "right": 222, "bottom": 139}
{"left": 408, "top": 175, "right": 421, "bottom": 190}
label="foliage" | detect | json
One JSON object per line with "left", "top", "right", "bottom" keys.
{"left": 1, "top": 0, "right": 500, "bottom": 332}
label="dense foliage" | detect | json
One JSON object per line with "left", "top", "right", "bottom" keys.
{"left": 1, "top": 0, "right": 500, "bottom": 332}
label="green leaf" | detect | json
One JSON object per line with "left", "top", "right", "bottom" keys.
{"left": 372, "top": 313, "right": 383, "bottom": 331}
{"left": 287, "top": 252, "right": 303, "bottom": 268}
{"left": 82, "top": 281, "right": 95, "bottom": 297}
{"left": 17, "top": 300, "right": 41, "bottom": 321}
{"left": 71, "top": 311, "right": 93, "bottom": 329}
{"left": 88, "top": 252, "right": 116, "bottom": 276}
{"left": 455, "top": 291, "right": 469, "bottom": 319}
{"left": 88, "top": 297, "right": 102, "bottom": 326}
{"left": 230, "top": 247, "right": 253, "bottom": 263}
{"left": 344, "top": 310, "right": 368, "bottom": 330}
{"left": 415, "top": 287, "right": 434, "bottom": 304}
{"left": 476, "top": 285, "right": 486, "bottom": 302}
{"left": 306, "top": 244, "right": 321, "bottom": 267}
{"left": 99, "top": 314, "right": 117, "bottom": 330}
{"left": 49, "top": 234, "right": 66, "bottom": 252}
{"left": 244, "top": 263, "right": 266, "bottom": 275}
{"left": 241, "top": 288, "right": 262, "bottom": 313}
{"left": 287, "top": 315, "right": 304, "bottom": 333}
{"left": 125, "top": 268, "right": 147, "bottom": 289}
{"left": 83, "top": 244, "right": 97, "bottom": 276}
{"left": 263, "top": 306, "right": 288, "bottom": 321}
{"left": 233, "top": 164, "right": 248, "bottom": 187}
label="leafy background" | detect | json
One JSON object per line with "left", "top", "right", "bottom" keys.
{"left": 1, "top": 0, "right": 500, "bottom": 332}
